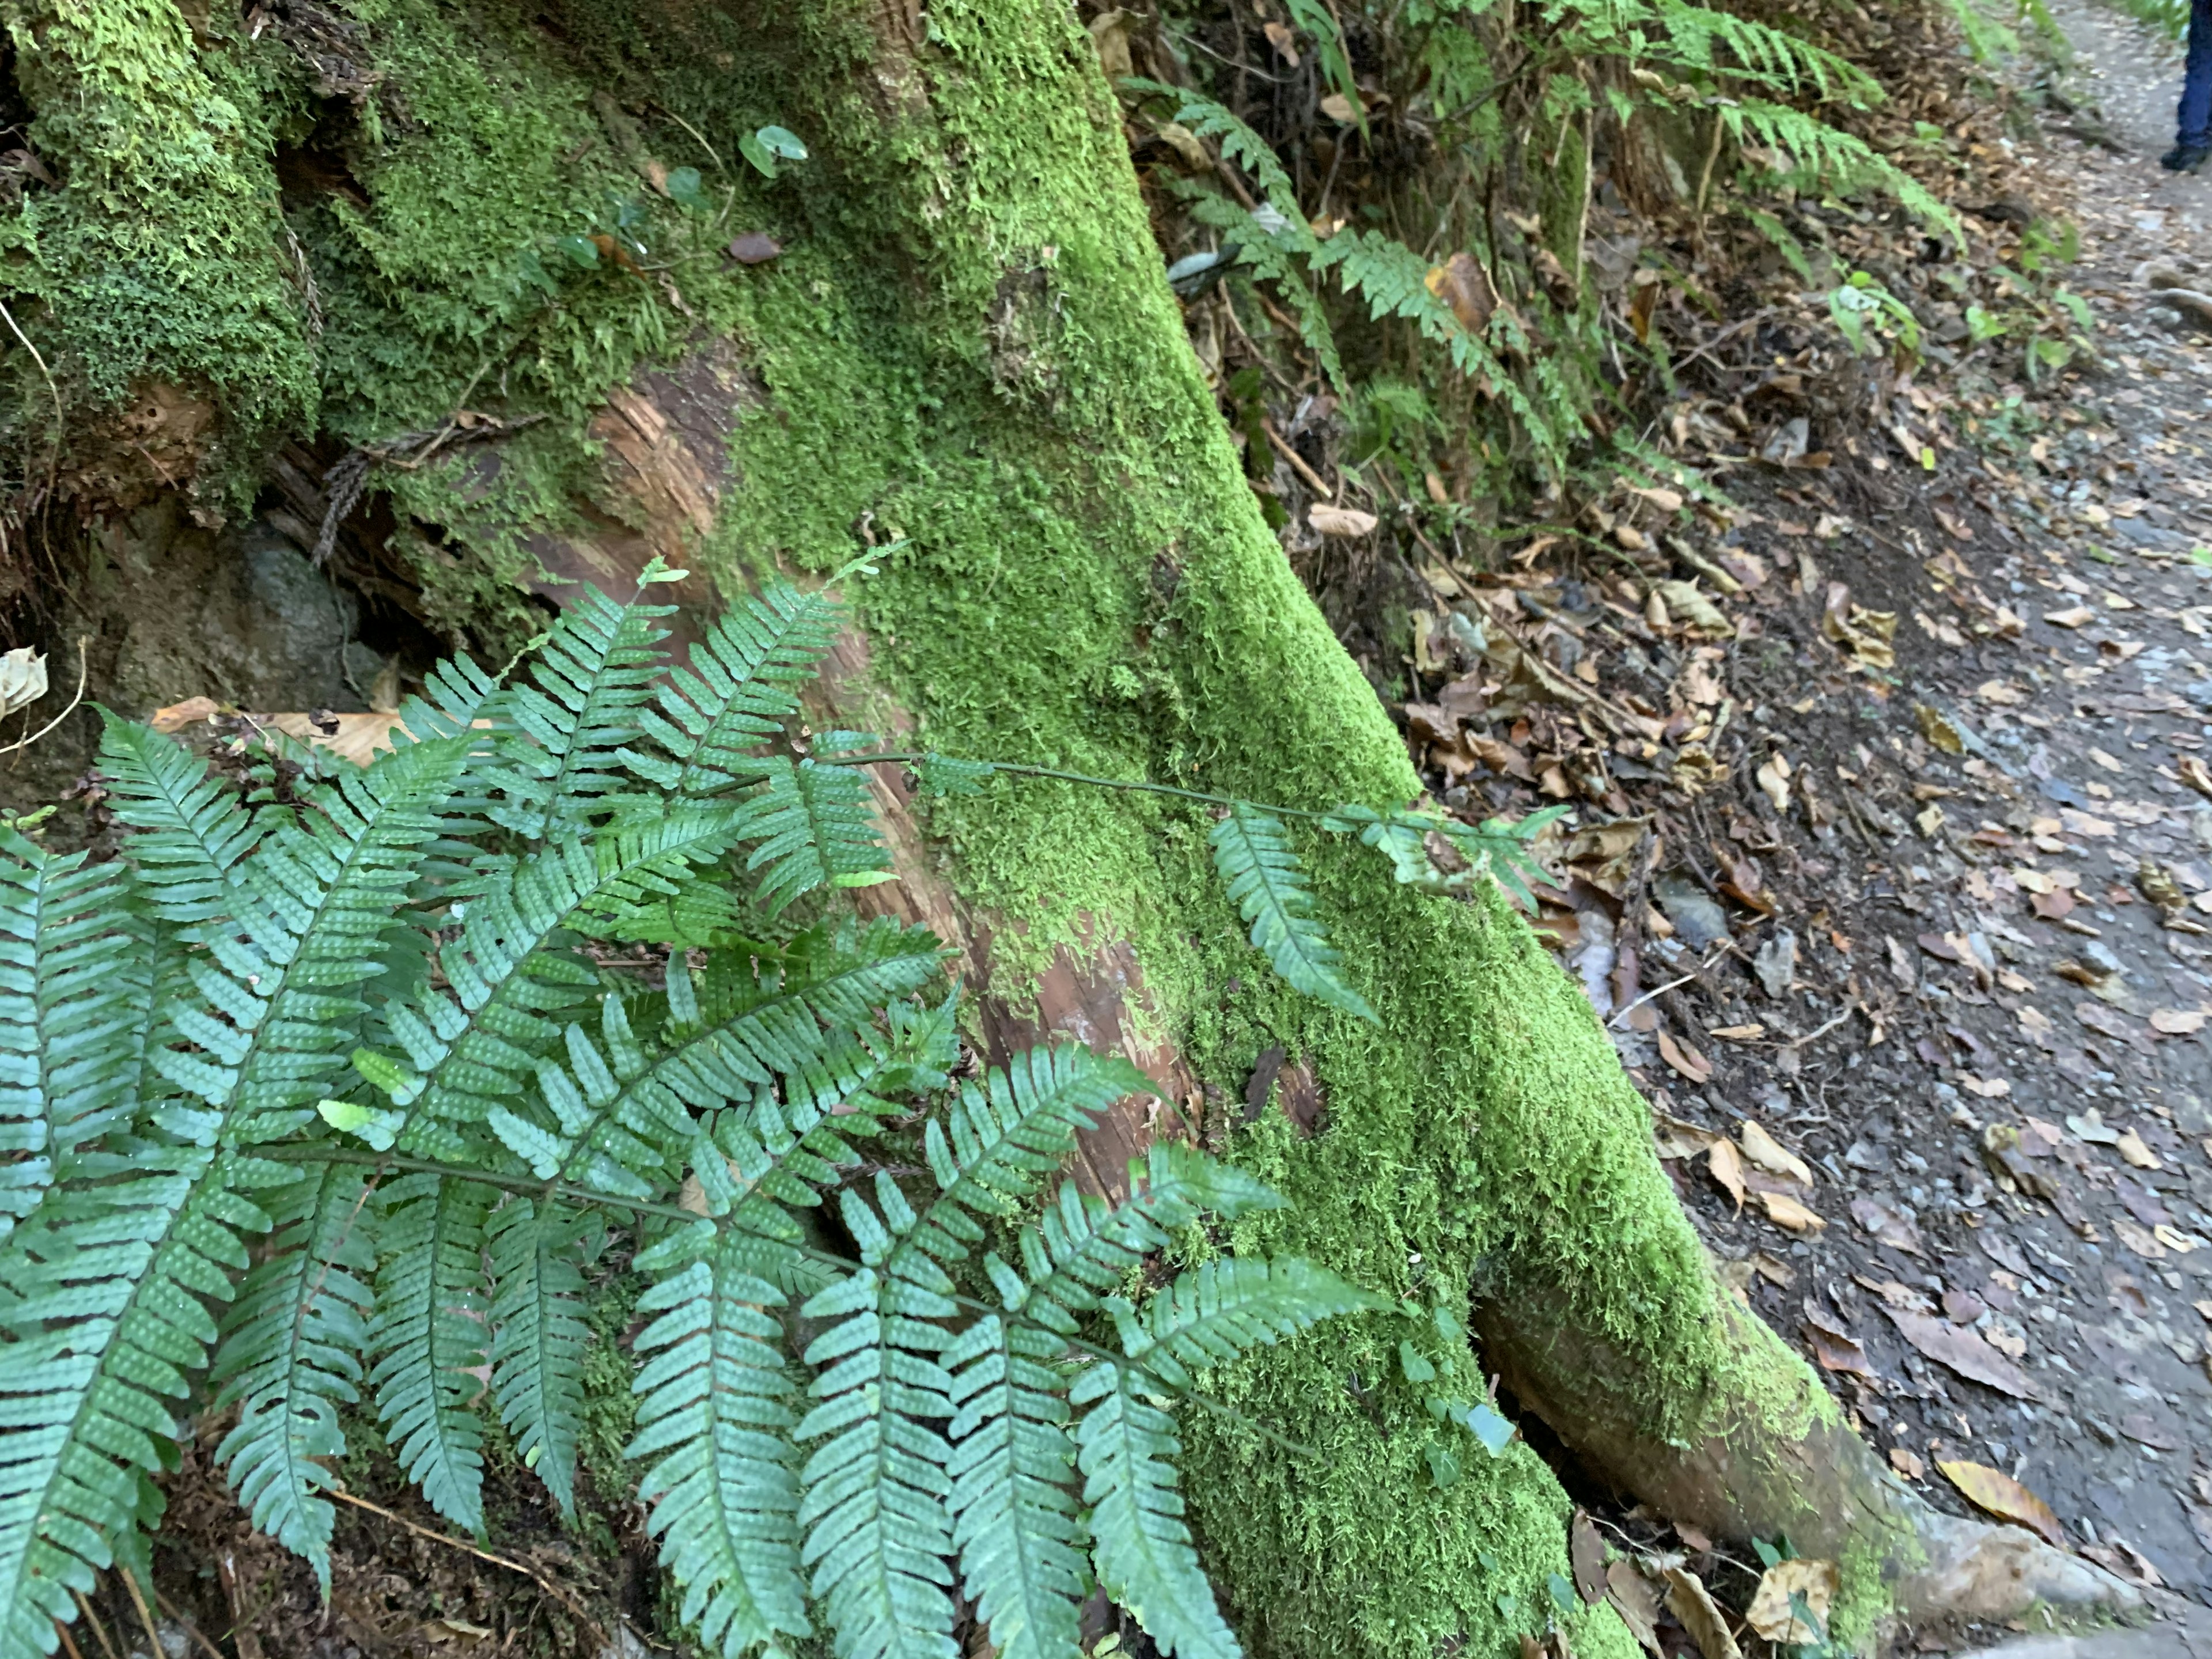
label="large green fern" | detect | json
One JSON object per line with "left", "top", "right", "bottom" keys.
{"left": 0, "top": 569, "right": 1554, "bottom": 1659}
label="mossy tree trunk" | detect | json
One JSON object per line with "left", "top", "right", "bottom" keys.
{"left": 0, "top": 0, "right": 2134, "bottom": 1651}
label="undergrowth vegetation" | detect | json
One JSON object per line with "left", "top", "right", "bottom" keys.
{"left": 0, "top": 562, "right": 1559, "bottom": 1659}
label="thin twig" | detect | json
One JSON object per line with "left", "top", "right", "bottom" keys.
{"left": 3, "top": 635, "right": 89, "bottom": 761}
{"left": 116, "top": 1568, "right": 163, "bottom": 1659}
{"left": 325, "top": 1488, "right": 608, "bottom": 1644}
{"left": 0, "top": 298, "right": 63, "bottom": 500}
{"left": 149, "top": 1585, "right": 229, "bottom": 1659}
{"left": 1263, "top": 419, "right": 1334, "bottom": 499}
{"left": 650, "top": 103, "right": 724, "bottom": 171}
{"left": 51, "top": 1620, "right": 85, "bottom": 1659}
{"left": 70, "top": 1591, "right": 120, "bottom": 1659}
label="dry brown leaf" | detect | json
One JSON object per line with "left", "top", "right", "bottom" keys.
{"left": 1662, "top": 1567, "right": 1741, "bottom": 1659}
{"left": 1745, "top": 1558, "right": 1838, "bottom": 1645}
{"left": 1760, "top": 1190, "right": 1825, "bottom": 1233}
{"left": 2150, "top": 1009, "right": 2207, "bottom": 1035}
{"left": 265, "top": 711, "right": 409, "bottom": 767}
{"left": 1569, "top": 1511, "right": 1607, "bottom": 1605}
{"left": 2115, "top": 1129, "right": 2161, "bottom": 1170}
{"left": 1756, "top": 753, "right": 1791, "bottom": 812}
{"left": 1423, "top": 252, "right": 1496, "bottom": 334}
{"left": 1707, "top": 1024, "right": 1764, "bottom": 1041}
{"left": 150, "top": 696, "right": 221, "bottom": 732}
{"left": 1652, "top": 1113, "right": 1722, "bottom": 1159}
{"left": 1309, "top": 504, "right": 1378, "bottom": 538}
{"left": 1656, "top": 1029, "right": 1712, "bottom": 1084}
{"left": 1959, "top": 1075, "right": 2011, "bottom": 1099}
{"left": 1885, "top": 1309, "right": 2037, "bottom": 1399}
{"left": 1740, "top": 1121, "right": 1812, "bottom": 1185}
{"left": 2044, "top": 605, "right": 2096, "bottom": 628}
{"left": 1803, "top": 1319, "right": 1873, "bottom": 1376}
{"left": 1938, "top": 1460, "right": 2065, "bottom": 1546}
{"left": 1889, "top": 1446, "right": 1926, "bottom": 1480}
{"left": 0, "top": 647, "right": 48, "bottom": 719}
{"left": 1605, "top": 1560, "right": 1662, "bottom": 1657}
{"left": 1707, "top": 1139, "right": 1745, "bottom": 1211}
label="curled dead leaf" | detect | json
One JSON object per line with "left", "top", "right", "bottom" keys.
{"left": 1662, "top": 1568, "right": 1741, "bottom": 1659}
{"left": 1309, "top": 503, "right": 1379, "bottom": 538}
{"left": 1759, "top": 1189, "right": 1824, "bottom": 1233}
{"left": 1707, "top": 1138, "right": 1745, "bottom": 1211}
{"left": 2150, "top": 1009, "right": 2207, "bottom": 1036}
{"left": 1938, "top": 1460, "right": 2065, "bottom": 1547}
{"left": 1740, "top": 1120, "right": 1812, "bottom": 1185}
{"left": 0, "top": 647, "right": 47, "bottom": 719}
{"left": 1656, "top": 1028, "right": 1712, "bottom": 1084}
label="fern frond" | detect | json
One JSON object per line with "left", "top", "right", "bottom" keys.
{"left": 795, "top": 1180, "right": 961, "bottom": 1659}
{"left": 733, "top": 757, "right": 893, "bottom": 915}
{"left": 1650, "top": 1, "right": 1880, "bottom": 104}
{"left": 494, "top": 921, "right": 945, "bottom": 1204}
{"left": 1207, "top": 806, "right": 1374, "bottom": 1024}
{"left": 1015, "top": 1145, "right": 1282, "bottom": 1338}
{"left": 628, "top": 1228, "right": 810, "bottom": 1658}
{"left": 1070, "top": 1364, "right": 1236, "bottom": 1659}
{"left": 211, "top": 1163, "right": 377, "bottom": 1587}
{"left": 623, "top": 581, "right": 844, "bottom": 797}
{"left": 372, "top": 805, "right": 755, "bottom": 1153}
{"left": 1111, "top": 1258, "right": 1382, "bottom": 1393}
{"left": 0, "top": 1149, "right": 290, "bottom": 1646}
{"left": 1184, "top": 194, "right": 1344, "bottom": 385}
{"left": 481, "top": 586, "right": 673, "bottom": 840}
{"left": 1725, "top": 100, "right": 1961, "bottom": 239}
{"left": 366, "top": 1172, "right": 491, "bottom": 1536}
{"left": 0, "top": 829, "right": 146, "bottom": 1237}
{"left": 486, "top": 1196, "right": 590, "bottom": 1518}
{"left": 944, "top": 1313, "right": 1086, "bottom": 1659}
{"left": 1123, "top": 84, "right": 1298, "bottom": 213}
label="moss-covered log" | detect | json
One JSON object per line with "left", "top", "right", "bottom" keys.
{"left": 0, "top": 0, "right": 2139, "bottom": 1652}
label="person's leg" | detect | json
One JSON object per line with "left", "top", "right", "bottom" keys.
{"left": 2169, "top": 0, "right": 2212, "bottom": 166}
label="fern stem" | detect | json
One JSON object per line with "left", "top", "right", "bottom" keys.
{"left": 810, "top": 752, "right": 1360, "bottom": 825}
{"left": 261, "top": 1146, "right": 1324, "bottom": 1457}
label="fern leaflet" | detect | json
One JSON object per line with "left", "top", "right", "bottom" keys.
{"left": 487, "top": 1196, "right": 592, "bottom": 1518}
{"left": 1207, "top": 806, "right": 1374, "bottom": 1023}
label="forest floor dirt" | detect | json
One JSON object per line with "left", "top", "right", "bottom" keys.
{"left": 1501, "top": 4, "right": 2212, "bottom": 1649}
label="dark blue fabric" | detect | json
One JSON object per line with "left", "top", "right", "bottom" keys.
{"left": 2184, "top": 0, "right": 2212, "bottom": 150}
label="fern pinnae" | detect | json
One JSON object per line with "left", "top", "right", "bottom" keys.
{"left": 482, "top": 587, "right": 673, "bottom": 840}
{"left": 943, "top": 1311, "right": 1086, "bottom": 1659}
{"left": 796, "top": 1177, "right": 961, "bottom": 1659}
{"left": 0, "top": 1146, "right": 293, "bottom": 1656}
{"left": 366, "top": 1172, "right": 492, "bottom": 1536}
{"left": 0, "top": 828, "right": 145, "bottom": 1237}
{"left": 1070, "top": 1363, "right": 1237, "bottom": 1659}
{"left": 628, "top": 1228, "right": 810, "bottom": 1658}
{"left": 1207, "top": 805, "right": 1375, "bottom": 1024}
{"left": 211, "top": 1161, "right": 378, "bottom": 1589}
{"left": 486, "top": 1195, "right": 591, "bottom": 1517}
{"left": 623, "top": 579, "right": 845, "bottom": 798}
{"left": 734, "top": 756, "right": 895, "bottom": 915}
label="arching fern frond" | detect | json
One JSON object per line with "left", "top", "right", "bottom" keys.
{"left": 1108, "top": 1257, "right": 1384, "bottom": 1394}
{"left": 486, "top": 1195, "right": 590, "bottom": 1518}
{"left": 211, "top": 1162, "right": 377, "bottom": 1589}
{"left": 0, "top": 1149, "right": 291, "bottom": 1651}
{"left": 366, "top": 1172, "right": 491, "bottom": 1537}
{"left": 1207, "top": 805, "right": 1374, "bottom": 1024}
{"left": 623, "top": 580, "right": 845, "bottom": 798}
{"left": 628, "top": 1228, "right": 810, "bottom": 1659}
{"left": 482, "top": 588, "right": 672, "bottom": 840}
{"left": 733, "top": 756, "right": 895, "bottom": 916}
{"left": 795, "top": 1179, "right": 961, "bottom": 1659}
{"left": 0, "top": 828, "right": 145, "bottom": 1238}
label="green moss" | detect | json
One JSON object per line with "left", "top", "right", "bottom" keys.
{"left": 1, "top": 0, "right": 315, "bottom": 501}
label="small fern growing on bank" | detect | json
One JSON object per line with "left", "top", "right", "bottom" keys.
{"left": 0, "top": 561, "right": 1547, "bottom": 1659}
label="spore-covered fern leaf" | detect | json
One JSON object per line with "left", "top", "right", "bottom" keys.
{"left": 796, "top": 1179, "right": 961, "bottom": 1659}
{"left": 211, "top": 1163, "right": 377, "bottom": 1589}
{"left": 96, "top": 714, "right": 273, "bottom": 941}
{"left": 1207, "top": 806, "right": 1374, "bottom": 1024}
{"left": 624, "top": 581, "right": 843, "bottom": 797}
{"left": 944, "top": 1313, "right": 1085, "bottom": 1659}
{"left": 628, "top": 1229, "right": 810, "bottom": 1659}
{"left": 366, "top": 1173, "right": 491, "bottom": 1537}
{"left": 0, "top": 828, "right": 145, "bottom": 1237}
{"left": 0, "top": 1148, "right": 291, "bottom": 1652}
{"left": 734, "top": 756, "right": 893, "bottom": 915}
{"left": 1070, "top": 1365, "right": 1234, "bottom": 1659}
{"left": 1111, "top": 1258, "right": 1382, "bottom": 1393}
{"left": 482, "top": 586, "right": 673, "bottom": 839}
{"left": 487, "top": 1196, "right": 590, "bottom": 1518}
